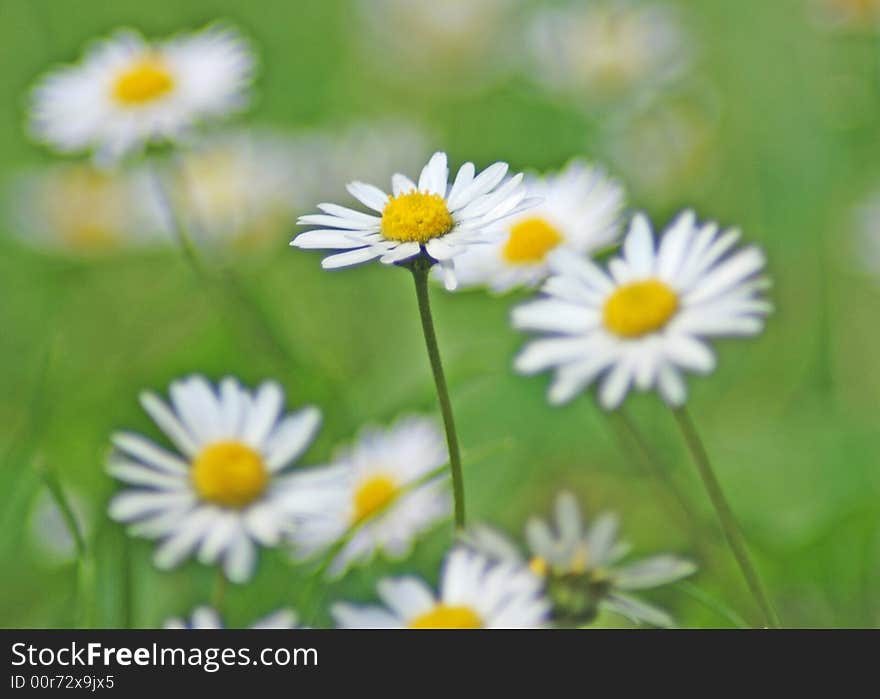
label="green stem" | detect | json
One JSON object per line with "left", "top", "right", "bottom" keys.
{"left": 671, "top": 407, "right": 780, "bottom": 629}
{"left": 39, "top": 464, "right": 94, "bottom": 628}
{"left": 610, "top": 410, "right": 707, "bottom": 548}
{"left": 148, "top": 163, "right": 206, "bottom": 279}
{"left": 409, "top": 262, "right": 465, "bottom": 529}
{"left": 212, "top": 569, "right": 227, "bottom": 610}
{"left": 120, "top": 535, "right": 134, "bottom": 629}
{"left": 675, "top": 581, "right": 749, "bottom": 630}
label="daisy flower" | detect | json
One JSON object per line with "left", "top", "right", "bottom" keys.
{"left": 7, "top": 163, "right": 164, "bottom": 254}
{"left": 30, "top": 25, "right": 254, "bottom": 164}
{"left": 528, "top": 1, "right": 688, "bottom": 105}
{"left": 287, "top": 416, "right": 450, "bottom": 576}
{"left": 165, "top": 129, "right": 305, "bottom": 245}
{"left": 332, "top": 548, "right": 549, "bottom": 628}
{"left": 164, "top": 606, "right": 298, "bottom": 629}
{"left": 512, "top": 211, "right": 771, "bottom": 409}
{"left": 107, "top": 375, "right": 321, "bottom": 583}
{"left": 452, "top": 160, "right": 625, "bottom": 292}
{"left": 468, "top": 492, "right": 696, "bottom": 627}
{"left": 292, "top": 151, "right": 536, "bottom": 291}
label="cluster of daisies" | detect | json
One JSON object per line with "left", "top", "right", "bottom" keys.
{"left": 22, "top": 17, "right": 774, "bottom": 629}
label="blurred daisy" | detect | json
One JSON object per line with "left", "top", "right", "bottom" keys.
{"left": 812, "top": 0, "right": 880, "bottom": 28}
{"left": 108, "top": 375, "right": 321, "bottom": 583}
{"left": 164, "top": 606, "right": 298, "bottom": 629}
{"left": 287, "top": 416, "right": 450, "bottom": 576}
{"left": 606, "top": 100, "right": 716, "bottom": 200}
{"left": 452, "top": 160, "right": 625, "bottom": 292}
{"left": 853, "top": 190, "right": 880, "bottom": 275}
{"left": 355, "top": 0, "right": 520, "bottom": 93}
{"left": 167, "top": 129, "right": 304, "bottom": 245}
{"left": 469, "top": 492, "right": 696, "bottom": 627}
{"left": 293, "top": 151, "right": 536, "bottom": 290}
{"left": 30, "top": 25, "right": 254, "bottom": 164}
{"left": 528, "top": 1, "right": 689, "bottom": 105}
{"left": 7, "top": 163, "right": 164, "bottom": 254}
{"left": 27, "top": 489, "right": 92, "bottom": 566}
{"left": 332, "top": 548, "right": 549, "bottom": 628}
{"left": 513, "top": 211, "right": 771, "bottom": 409}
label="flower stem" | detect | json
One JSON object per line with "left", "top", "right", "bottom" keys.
{"left": 148, "top": 163, "right": 207, "bottom": 279}
{"left": 212, "top": 569, "right": 227, "bottom": 610}
{"left": 671, "top": 407, "right": 780, "bottom": 628}
{"left": 409, "top": 261, "right": 465, "bottom": 529}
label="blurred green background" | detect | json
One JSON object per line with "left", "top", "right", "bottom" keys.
{"left": 1, "top": 0, "right": 878, "bottom": 629}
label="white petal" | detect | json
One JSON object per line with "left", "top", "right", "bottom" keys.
{"left": 264, "top": 406, "right": 321, "bottom": 471}
{"left": 346, "top": 181, "right": 389, "bottom": 212}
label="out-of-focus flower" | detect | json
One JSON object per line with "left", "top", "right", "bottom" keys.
{"left": 293, "top": 152, "right": 538, "bottom": 290}
{"left": 30, "top": 25, "right": 254, "bottom": 164}
{"left": 852, "top": 190, "right": 880, "bottom": 275}
{"left": 108, "top": 375, "right": 321, "bottom": 583}
{"left": 164, "top": 606, "right": 298, "bottom": 629}
{"left": 165, "top": 130, "right": 308, "bottom": 246}
{"left": 332, "top": 548, "right": 549, "bottom": 628}
{"left": 605, "top": 100, "right": 716, "bottom": 200}
{"left": 811, "top": 0, "right": 880, "bottom": 29}
{"left": 528, "top": 1, "right": 689, "bottom": 106}
{"left": 468, "top": 492, "right": 696, "bottom": 627}
{"left": 27, "top": 489, "right": 92, "bottom": 566}
{"left": 355, "top": 0, "right": 521, "bottom": 93}
{"left": 512, "top": 212, "right": 771, "bottom": 409}
{"left": 287, "top": 416, "right": 450, "bottom": 577}
{"left": 451, "top": 160, "right": 625, "bottom": 293}
{"left": 7, "top": 163, "right": 164, "bottom": 255}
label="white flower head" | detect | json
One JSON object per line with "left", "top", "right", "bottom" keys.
{"left": 467, "top": 492, "right": 696, "bottom": 627}
{"left": 332, "top": 547, "right": 550, "bottom": 628}
{"left": 513, "top": 211, "right": 771, "bottom": 410}
{"left": 108, "top": 375, "right": 321, "bottom": 583}
{"left": 292, "top": 151, "right": 538, "bottom": 290}
{"left": 164, "top": 606, "right": 298, "bottom": 629}
{"left": 451, "top": 160, "right": 625, "bottom": 292}
{"left": 287, "top": 416, "right": 450, "bottom": 577}
{"left": 7, "top": 162, "right": 165, "bottom": 255}
{"left": 30, "top": 25, "right": 254, "bottom": 164}
{"left": 528, "top": 1, "right": 689, "bottom": 104}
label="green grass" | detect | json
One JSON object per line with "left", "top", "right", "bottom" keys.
{"left": 1, "top": 0, "right": 879, "bottom": 628}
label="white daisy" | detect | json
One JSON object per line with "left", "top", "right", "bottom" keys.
{"left": 332, "top": 548, "right": 549, "bottom": 628}
{"left": 528, "top": 1, "right": 688, "bottom": 104}
{"left": 165, "top": 129, "right": 304, "bottom": 245}
{"left": 513, "top": 211, "right": 771, "bottom": 409}
{"left": 468, "top": 492, "right": 696, "bottom": 627}
{"left": 287, "top": 416, "right": 450, "bottom": 576}
{"left": 451, "top": 160, "right": 625, "bottom": 292}
{"left": 7, "top": 163, "right": 165, "bottom": 254}
{"left": 292, "top": 151, "right": 537, "bottom": 290}
{"left": 107, "top": 375, "right": 321, "bottom": 583}
{"left": 30, "top": 25, "right": 254, "bottom": 164}
{"left": 164, "top": 606, "right": 298, "bottom": 629}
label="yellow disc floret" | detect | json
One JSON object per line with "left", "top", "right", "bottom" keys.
{"left": 192, "top": 441, "right": 268, "bottom": 508}
{"left": 352, "top": 475, "right": 399, "bottom": 524}
{"left": 381, "top": 191, "right": 454, "bottom": 244}
{"left": 502, "top": 217, "right": 563, "bottom": 263}
{"left": 603, "top": 279, "right": 679, "bottom": 338}
{"left": 112, "top": 57, "right": 175, "bottom": 105}
{"left": 408, "top": 604, "right": 483, "bottom": 629}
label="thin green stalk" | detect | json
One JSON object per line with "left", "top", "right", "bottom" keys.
{"left": 675, "top": 581, "right": 749, "bottom": 629}
{"left": 39, "top": 463, "right": 95, "bottom": 628}
{"left": 120, "top": 535, "right": 134, "bottom": 629}
{"left": 609, "top": 410, "right": 707, "bottom": 548}
{"left": 671, "top": 407, "right": 780, "bottom": 629}
{"left": 409, "top": 261, "right": 465, "bottom": 529}
{"left": 148, "top": 163, "right": 206, "bottom": 279}
{"left": 212, "top": 569, "right": 227, "bottom": 610}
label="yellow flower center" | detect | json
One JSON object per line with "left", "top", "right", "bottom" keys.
{"left": 381, "top": 191, "right": 454, "bottom": 244}
{"left": 603, "top": 279, "right": 679, "bottom": 338}
{"left": 352, "top": 475, "right": 399, "bottom": 524}
{"left": 191, "top": 441, "right": 268, "bottom": 508}
{"left": 528, "top": 556, "right": 549, "bottom": 577}
{"left": 408, "top": 604, "right": 483, "bottom": 629}
{"left": 112, "top": 57, "right": 175, "bottom": 105}
{"left": 502, "top": 217, "right": 564, "bottom": 264}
